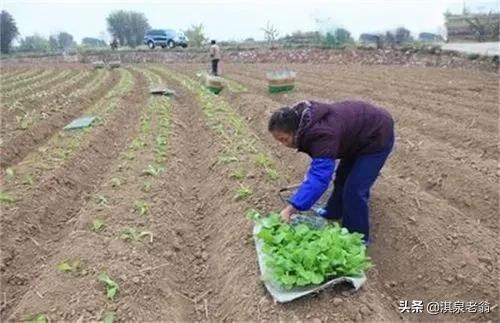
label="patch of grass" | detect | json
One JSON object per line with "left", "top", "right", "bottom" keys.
{"left": 57, "top": 259, "right": 81, "bottom": 273}
{"left": 97, "top": 272, "right": 119, "bottom": 300}
{"left": 120, "top": 227, "right": 153, "bottom": 243}
{"left": 234, "top": 186, "right": 254, "bottom": 201}
{"left": 0, "top": 192, "right": 16, "bottom": 204}
{"left": 133, "top": 199, "right": 149, "bottom": 216}
{"left": 91, "top": 218, "right": 106, "bottom": 232}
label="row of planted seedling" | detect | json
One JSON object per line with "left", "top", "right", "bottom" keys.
{"left": 0, "top": 69, "right": 129, "bottom": 204}
{"left": 29, "top": 71, "right": 173, "bottom": 323}
{"left": 152, "top": 66, "right": 279, "bottom": 203}
{"left": 7, "top": 69, "right": 104, "bottom": 132}
{"left": 2, "top": 69, "right": 69, "bottom": 98}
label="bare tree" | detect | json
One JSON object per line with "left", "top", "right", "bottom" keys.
{"left": 262, "top": 21, "right": 279, "bottom": 47}
{"left": 465, "top": 13, "right": 499, "bottom": 42}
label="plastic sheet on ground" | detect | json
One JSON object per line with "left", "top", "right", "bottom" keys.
{"left": 64, "top": 116, "right": 96, "bottom": 130}
{"left": 253, "top": 215, "right": 366, "bottom": 303}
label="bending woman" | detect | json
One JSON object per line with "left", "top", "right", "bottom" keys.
{"left": 268, "top": 100, "right": 394, "bottom": 244}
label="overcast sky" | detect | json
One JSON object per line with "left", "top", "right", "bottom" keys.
{"left": 1, "top": 0, "right": 498, "bottom": 43}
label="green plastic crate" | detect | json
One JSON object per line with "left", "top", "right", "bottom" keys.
{"left": 268, "top": 84, "right": 295, "bottom": 93}
{"left": 207, "top": 86, "right": 223, "bottom": 95}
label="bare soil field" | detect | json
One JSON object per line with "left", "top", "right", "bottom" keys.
{"left": 0, "top": 60, "right": 498, "bottom": 322}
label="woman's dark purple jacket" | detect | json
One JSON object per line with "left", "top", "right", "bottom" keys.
{"left": 288, "top": 100, "right": 394, "bottom": 211}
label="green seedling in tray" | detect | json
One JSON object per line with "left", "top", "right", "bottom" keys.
{"left": 248, "top": 211, "right": 372, "bottom": 289}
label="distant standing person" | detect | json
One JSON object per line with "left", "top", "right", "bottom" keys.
{"left": 209, "top": 40, "right": 221, "bottom": 76}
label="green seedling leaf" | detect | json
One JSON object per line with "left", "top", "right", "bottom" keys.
{"left": 141, "top": 181, "right": 152, "bottom": 193}
{"left": 98, "top": 272, "right": 119, "bottom": 300}
{"left": 121, "top": 227, "right": 153, "bottom": 243}
{"left": 0, "top": 192, "right": 16, "bottom": 204}
{"left": 95, "top": 195, "right": 109, "bottom": 205}
{"left": 92, "top": 219, "right": 105, "bottom": 232}
{"left": 230, "top": 169, "right": 246, "bottom": 180}
{"left": 133, "top": 200, "right": 149, "bottom": 216}
{"left": 102, "top": 312, "right": 115, "bottom": 323}
{"left": 143, "top": 164, "right": 164, "bottom": 176}
{"left": 26, "top": 314, "right": 49, "bottom": 323}
{"left": 245, "top": 209, "right": 261, "bottom": 221}
{"left": 255, "top": 153, "right": 274, "bottom": 169}
{"left": 234, "top": 187, "right": 253, "bottom": 201}
{"left": 57, "top": 259, "right": 81, "bottom": 273}
{"left": 266, "top": 168, "right": 280, "bottom": 180}
{"left": 217, "top": 155, "right": 238, "bottom": 165}
{"left": 130, "top": 138, "right": 146, "bottom": 150}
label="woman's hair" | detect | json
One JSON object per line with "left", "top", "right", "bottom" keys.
{"left": 211, "top": 40, "right": 216, "bottom": 44}
{"left": 268, "top": 107, "right": 301, "bottom": 133}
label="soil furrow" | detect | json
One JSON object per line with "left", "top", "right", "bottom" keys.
{"left": 0, "top": 69, "right": 148, "bottom": 320}
{"left": 1, "top": 69, "right": 119, "bottom": 168}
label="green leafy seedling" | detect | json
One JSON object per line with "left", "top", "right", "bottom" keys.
{"left": 155, "top": 135, "right": 167, "bottom": 147}
{"left": 102, "top": 312, "right": 115, "bottom": 323}
{"left": 249, "top": 212, "right": 372, "bottom": 289}
{"left": 141, "top": 181, "right": 152, "bottom": 193}
{"left": 143, "top": 164, "right": 164, "bottom": 176}
{"left": 230, "top": 168, "right": 246, "bottom": 180}
{"left": 0, "top": 192, "right": 16, "bottom": 204}
{"left": 245, "top": 209, "right": 261, "bottom": 221}
{"left": 130, "top": 138, "right": 146, "bottom": 150}
{"left": 255, "top": 153, "right": 274, "bottom": 169}
{"left": 97, "top": 272, "right": 119, "bottom": 300}
{"left": 217, "top": 155, "right": 238, "bottom": 165}
{"left": 122, "top": 151, "right": 135, "bottom": 160}
{"left": 26, "top": 314, "right": 49, "bottom": 323}
{"left": 92, "top": 218, "right": 106, "bottom": 232}
{"left": 95, "top": 195, "right": 109, "bottom": 205}
{"left": 234, "top": 187, "right": 254, "bottom": 201}
{"left": 266, "top": 168, "right": 280, "bottom": 180}
{"left": 57, "top": 259, "right": 81, "bottom": 273}
{"left": 133, "top": 200, "right": 149, "bottom": 216}
{"left": 120, "top": 227, "right": 153, "bottom": 243}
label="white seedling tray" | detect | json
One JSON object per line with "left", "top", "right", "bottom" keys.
{"left": 253, "top": 222, "right": 366, "bottom": 303}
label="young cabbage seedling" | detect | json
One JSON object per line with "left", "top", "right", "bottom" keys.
{"left": 97, "top": 272, "right": 119, "bottom": 300}
{"left": 133, "top": 200, "right": 149, "bottom": 216}
{"left": 234, "top": 186, "right": 254, "bottom": 201}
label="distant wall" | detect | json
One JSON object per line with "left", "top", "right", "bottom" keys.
{"left": 1, "top": 47, "right": 498, "bottom": 72}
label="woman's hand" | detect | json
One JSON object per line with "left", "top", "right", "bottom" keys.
{"left": 280, "top": 204, "right": 297, "bottom": 223}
